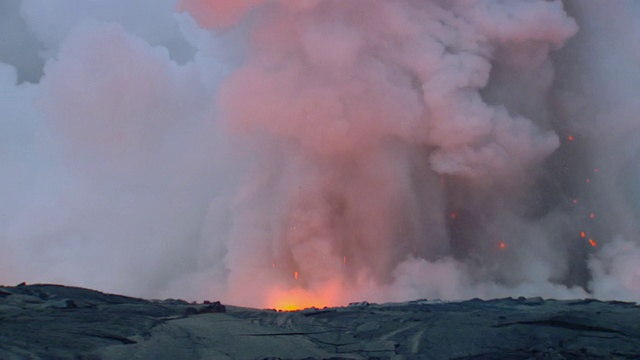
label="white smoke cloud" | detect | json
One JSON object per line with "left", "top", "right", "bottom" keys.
{"left": 20, "top": 0, "right": 195, "bottom": 63}
{"left": 0, "top": 0, "right": 639, "bottom": 307}
{"left": 589, "top": 238, "right": 640, "bottom": 301}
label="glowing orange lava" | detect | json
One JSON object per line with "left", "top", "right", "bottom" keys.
{"left": 580, "top": 231, "right": 586, "bottom": 238}
{"left": 567, "top": 135, "right": 575, "bottom": 141}
{"left": 589, "top": 239, "right": 597, "bottom": 247}
{"left": 294, "top": 271, "right": 299, "bottom": 280}
{"left": 267, "top": 283, "right": 342, "bottom": 311}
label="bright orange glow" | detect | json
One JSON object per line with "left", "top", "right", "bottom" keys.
{"left": 268, "top": 288, "right": 323, "bottom": 311}
{"left": 567, "top": 135, "right": 575, "bottom": 141}
{"left": 499, "top": 241, "right": 507, "bottom": 249}
{"left": 294, "top": 271, "right": 299, "bottom": 280}
{"left": 580, "top": 231, "right": 586, "bottom": 238}
{"left": 267, "top": 282, "right": 342, "bottom": 311}
{"left": 589, "top": 239, "right": 597, "bottom": 247}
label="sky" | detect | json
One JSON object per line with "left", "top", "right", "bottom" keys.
{"left": 1, "top": 0, "right": 639, "bottom": 308}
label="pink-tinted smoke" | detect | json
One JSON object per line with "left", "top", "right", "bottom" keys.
{"left": 0, "top": 0, "right": 639, "bottom": 307}
{"left": 179, "top": 0, "right": 590, "bottom": 306}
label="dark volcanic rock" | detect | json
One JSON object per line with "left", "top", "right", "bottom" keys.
{"left": 183, "top": 301, "right": 226, "bottom": 316}
{"left": 197, "top": 301, "right": 226, "bottom": 314}
{"left": 183, "top": 306, "right": 199, "bottom": 315}
{"left": 0, "top": 284, "right": 639, "bottom": 359}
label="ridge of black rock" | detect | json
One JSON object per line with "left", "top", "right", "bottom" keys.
{"left": 1, "top": 283, "right": 639, "bottom": 359}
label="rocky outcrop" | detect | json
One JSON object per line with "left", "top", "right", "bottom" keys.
{"left": 0, "top": 284, "right": 638, "bottom": 359}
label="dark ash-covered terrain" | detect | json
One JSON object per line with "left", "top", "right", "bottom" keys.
{"left": 0, "top": 284, "right": 638, "bottom": 359}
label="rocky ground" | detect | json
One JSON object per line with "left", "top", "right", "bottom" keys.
{"left": 0, "top": 284, "right": 639, "bottom": 359}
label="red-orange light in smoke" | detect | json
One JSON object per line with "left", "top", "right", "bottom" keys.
{"left": 499, "top": 241, "right": 507, "bottom": 250}
{"left": 594, "top": 168, "right": 600, "bottom": 173}
{"left": 268, "top": 288, "right": 324, "bottom": 311}
{"left": 572, "top": 199, "right": 578, "bottom": 205}
{"left": 589, "top": 213, "right": 595, "bottom": 219}
{"left": 567, "top": 135, "right": 575, "bottom": 141}
{"left": 589, "top": 239, "right": 597, "bottom": 247}
{"left": 586, "top": 178, "right": 591, "bottom": 183}
{"left": 294, "top": 271, "right": 299, "bottom": 280}
{"left": 580, "top": 231, "right": 586, "bottom": 238}
{"left": 343, "top": 256, "right": 347, "bottom": 265}
{"left": 267, "top": 282, "right": 342, "bottom": 311}
{"left": 450, "top": 212, "right": 458, "bottom": 219}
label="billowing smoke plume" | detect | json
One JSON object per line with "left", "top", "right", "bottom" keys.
{"left": 1, "top": 0, "right": 639, "bottom": 307}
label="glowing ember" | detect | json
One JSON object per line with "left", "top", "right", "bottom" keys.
{"left": 586, "top": 178, "right": 591, "bottom": 183}
{"left": 499, "top": 241, "right": 507, "bottom": 249}
{"left": 567, "top": 135, "right": 575, "bottom": 141}
{"left": 589, "top": 213, "right": 595, "bottom": 219}
{"left": 572, "top": 198, "right": 579, "bottom": 204}
{"left": 450, "top": 212, "right": 458, "bottom": 219}
{"left": 589, "top": 239, "right": 597, "bottom": 247}
{"left": 580, "top": 231, "right": 586, "bottom": 238}
{"left": 294, "top": 271, "right": 299, "bottom": 280}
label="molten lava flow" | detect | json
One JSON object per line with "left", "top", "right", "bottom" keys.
{"left": 267, "top": 282, "right": 342, "bottom": 311}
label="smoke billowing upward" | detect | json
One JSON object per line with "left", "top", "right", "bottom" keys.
{"left": 1, "top": 0, "right": 639, "bottom": 307}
